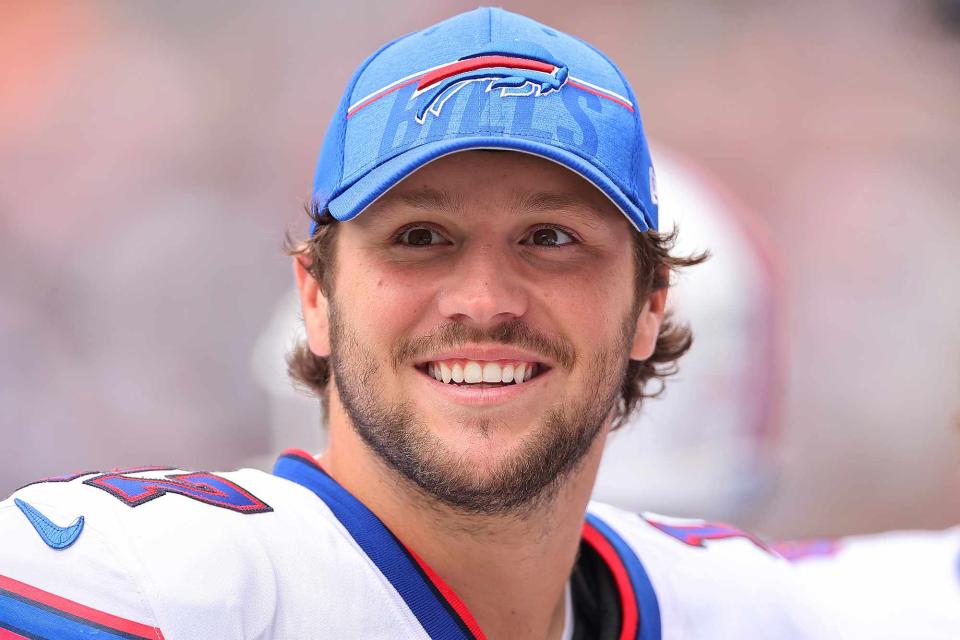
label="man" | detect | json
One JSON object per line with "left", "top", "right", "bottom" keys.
{"left": 251, "top": 147, "right": 784, "bottom": 521}
{"left": 0, "top": 9, "right": 824, "bottom": 639}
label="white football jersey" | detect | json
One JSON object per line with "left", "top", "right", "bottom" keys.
{"left": 775, "top": 529, "right": 960, "bottom": 639}
{"left": 0, "top": 451, "right": 826, "bottom": 639}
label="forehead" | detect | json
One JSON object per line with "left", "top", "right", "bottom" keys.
{"left": 361, "top": 150, "right": 625, "bottom": 225}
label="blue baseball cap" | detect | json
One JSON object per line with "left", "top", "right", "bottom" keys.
{"left": 310, "top": 7, "right": 658, "bottom": 234}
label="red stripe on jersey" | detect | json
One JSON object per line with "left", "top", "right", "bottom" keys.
{"left": 0, "top": 628, "right": 32, "bottom": 640}
{"left": 581, "top": 523, "right": 639, "bottom": 640}
{"left": 403, "top": 546, "right": 488, "bottom": 640}
{"left": 0, "top": 574, "right": 165, "bottom": 640}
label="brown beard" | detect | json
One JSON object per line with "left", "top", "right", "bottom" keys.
{"left": 328, "top": 308, "right": 635, "bottom": 518}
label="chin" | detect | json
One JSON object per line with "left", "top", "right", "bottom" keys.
{"left": 428, "top": 412, "right": 543, "bottom": 459}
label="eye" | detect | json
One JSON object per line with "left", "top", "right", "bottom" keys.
{"left": 524, "top": 226, "right": 576, "bottom": 247}
{"left": 396, "top": 225, "right": 449, "bottom": 246}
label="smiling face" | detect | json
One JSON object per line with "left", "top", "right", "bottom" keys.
{"left": 298, "top": 151, "right": 665, "bottom": 515}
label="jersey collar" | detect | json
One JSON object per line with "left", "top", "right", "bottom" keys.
{"left": 273, "top": 450, "right": 661, "bottom": 640}
{"left": 582, "top": 513, "right": 662, "bottom": 640}
{"left": 273, "top": 450, "right": 484, "bottom": 639}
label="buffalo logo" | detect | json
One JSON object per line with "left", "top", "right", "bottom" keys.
{"left": 411, "top": 54, "right": 568, "bottom": 124}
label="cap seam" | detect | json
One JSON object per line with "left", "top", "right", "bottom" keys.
{"left": 569, "top": 33, "right": 643, "bottom": 198}
{"left": 335, "top": 33, "right": 416, "bottom": 192}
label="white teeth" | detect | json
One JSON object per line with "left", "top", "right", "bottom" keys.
{"left": 463, "top": 362, "right": 483, "bottom": 383}
{"left": 482, "top": 362, "right": 501, "bottom": 383}
{"left": 514, "top": 363, "right": 526, "bottom": 384}
{"left": 426, "top": 360, "right": 540, "bottom": 385}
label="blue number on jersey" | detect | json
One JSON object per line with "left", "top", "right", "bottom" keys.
{"left": 644, "top": 516, "right": 771, "bottom": 553}
{"left": 84, "top": 470, "right": 273, "bottom": 514}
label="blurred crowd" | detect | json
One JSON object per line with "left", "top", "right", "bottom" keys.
{"left": 2, "top": 0, "right": 958, "bottom": 538}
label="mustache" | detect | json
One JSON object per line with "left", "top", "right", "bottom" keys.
{"left": 391, "top": 318, "right": 577, "bottom": 371}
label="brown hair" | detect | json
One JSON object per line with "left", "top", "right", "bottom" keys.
{"left": 286, "top": 206, "right": 707, "bottom": 427}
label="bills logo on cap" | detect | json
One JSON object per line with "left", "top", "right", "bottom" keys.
{"left": 410, "top": 54, "right": 568, "bottom": 124}
{"left": 346, "top": 47, "right": 633, "bottom": 125}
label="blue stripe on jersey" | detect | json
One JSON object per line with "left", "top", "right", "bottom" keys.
{"left": 273, "top": 454, "right": 475, "bottom": 640}
{"left": 0, "top": 591, "right": 145, "bottom": 640}
{"left": 585, "top": 513, "right": 662, "bottom": 640}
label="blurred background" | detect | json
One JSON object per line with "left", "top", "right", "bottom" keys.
{"left": 2, "top": 0, "right": 958, "bottom": 539}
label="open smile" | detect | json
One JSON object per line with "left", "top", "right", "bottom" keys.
{"left": 413, "top": 352, "right": 553, "bottom": 405}
{"left": 416, "top": 359, "right": 548, "bottom": 386}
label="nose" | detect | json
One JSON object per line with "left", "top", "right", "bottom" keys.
{"left": 436, "top": 241, "right": 528, "bottom": 325}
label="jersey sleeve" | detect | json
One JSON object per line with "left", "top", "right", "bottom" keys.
{"left": 2, "top": 466, "right": 310, "bottom": 640}
{"left": 588, "top": 503, "right": 833, "bottom": 640}
{"left": 784, "top": 528, "right": 960, "bottom": 640}
{"left": 1, "top": 464, "right": 429, "bottom": 640}
{"left": 0, "top": 479, "right": 167, "bottom": 640}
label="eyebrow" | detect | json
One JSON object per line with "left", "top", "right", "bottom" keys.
{"left": 514, "top": 192, "right": 607, "bottom": 229}
{"left": 367, "top": 187, "right": 609, "bottom": 228}
{"left": 368, "top": 188, "right": 464, "bottom": 218}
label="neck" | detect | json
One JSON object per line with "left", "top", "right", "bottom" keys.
{"left": 320, "top": 397, "right": 609, "bottom": 640}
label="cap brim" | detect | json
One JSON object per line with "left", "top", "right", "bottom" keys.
{"left": 324, "top": 136, "right": 651, "bottom": 233}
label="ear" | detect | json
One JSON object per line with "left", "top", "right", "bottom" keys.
{"left": 629, "top": 282, "right": 668, "bottom": 361}
{"left": 293, "top": 256, "right": 330, "bottom": 357}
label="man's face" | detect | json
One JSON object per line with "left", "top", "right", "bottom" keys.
{"left": 316, "top": 151, "right": 650, "bottom": 515}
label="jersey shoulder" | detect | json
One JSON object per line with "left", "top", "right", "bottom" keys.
{"left": 0, "top": 464, "right": 410, "bottom": 639}
{"left": 2, "top": 464, "right": 324, "bottom": 551}
{"left": 586, "top": 501, "right": 827, "bottom": 639}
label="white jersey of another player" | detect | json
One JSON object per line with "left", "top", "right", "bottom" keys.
{"left": 0, "top": 451, "right": 826, "bottom": 639}
{"left": 775, "top": 528, "right": 960, "bottom": 639}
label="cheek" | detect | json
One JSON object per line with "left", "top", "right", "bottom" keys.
{"left": 339, "top": 261, "right": 435, "bottom": 345}
{"left": 539, "top": 261, "right": 634, "bottom": 339}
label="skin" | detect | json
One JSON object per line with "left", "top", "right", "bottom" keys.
{"left": 294, "top": 151, "right": 667, "bottom": 640}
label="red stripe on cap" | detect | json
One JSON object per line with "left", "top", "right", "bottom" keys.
{"left": 567, "top": 80, "right": 634, "bottom": 111}
{"left": 0, "top": 574, "right": 165, "bottom": 640}
{"left": 402, "top": 545, "right": 487, "bottom": 640}
{"left": 581, "top": 523, "right": 638, "bottom": 640}
{"left": 347, "top": 76, "right": 422, "bottom": 118}
{"left": 417, "top": 55, "right": 555, "bottom": 91}
{"left": 0, "top": 628, "right": 32, "bottom": 640}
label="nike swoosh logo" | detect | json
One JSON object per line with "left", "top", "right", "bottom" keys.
{"left": 14, "top": 498, "right": 84, "bottom": 550}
